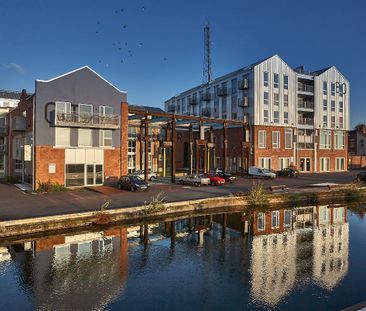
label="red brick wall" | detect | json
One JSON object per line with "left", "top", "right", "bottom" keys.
{"left": 120, "top": 102, "right": 128, "bottom": 176}
{"left": 34, "top": 146, "right": 65, "bottom": 187}
{"left": 35, "top": 235, "right": 66, "bottom": 251}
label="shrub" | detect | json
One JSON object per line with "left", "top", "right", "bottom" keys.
{"left": 37, "top": 180, "right": 67, "bottom": 193}
{"left": 247, "top": 181, "right": 268, "bottom": 206}
{"left": 143, "top": 191, "right": 167, "bottom": 215}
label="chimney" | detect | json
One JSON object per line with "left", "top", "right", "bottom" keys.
{"left": 20, "top": 89, "right": 27, "bottom": 100}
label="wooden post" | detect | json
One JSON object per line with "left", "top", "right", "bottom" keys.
{"left": 143, "top": 224, "right": 149, "bottom": 246}
{"left": 189, "top": 125, "right": 193, "bottom": 175}
{"left": 144, "top": 114, "right": 149, "bottom": 182}
{"left": 170, "top": 221, "right": 176, "bottom": 246}
{"left": 222, "top": 214, "right": 227, "bottom": 239}
{"left": 171, "top": 117, "right": 176, "bottom": 183}
{"left": 223, "top": 122, "right": 228, "bottom": 172}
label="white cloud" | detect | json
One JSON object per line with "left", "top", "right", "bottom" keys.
{"left": 3, "top": 62, "right": 25, "bottom": 74}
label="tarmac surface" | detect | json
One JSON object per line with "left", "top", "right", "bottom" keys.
{"left": 0, "top": 170, "right": 362, "bottom": 221}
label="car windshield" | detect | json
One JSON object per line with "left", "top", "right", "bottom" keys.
{"left": 130, "top": 176, "right": 143, "bottom": 181}
{"left": 262, "top": 169, "right": 271, "bottom": 173}
{"left": 200, "top": 174, "right": 209, "bottom": 178}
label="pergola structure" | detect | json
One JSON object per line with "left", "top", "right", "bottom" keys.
{"left": 128, "top": 107, "right": 250, "bottom": 183}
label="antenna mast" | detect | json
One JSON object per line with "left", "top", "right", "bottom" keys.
{"left": 203, "top": 23, "right": 212, "bottom": 84}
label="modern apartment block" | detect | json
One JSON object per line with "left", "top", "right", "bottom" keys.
{"left": 165, "top": 55, "right": 350, "bottom": 172}
{"left": 5, "top": 67, "right": 129, "bottom": 189}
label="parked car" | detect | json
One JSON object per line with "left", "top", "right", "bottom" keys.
{"left": 131, "top": 170, "right": 157, "bottom": 181}
{"left": 117, "top": 175, "right": 149, "bottom": 191}
{"left": 178, "top": 174, "right": 210, "bottom": 186}
{"left": 276, "top": 168, "right": 300, "bottom": 177}
{"left": 248, "top": 166, "right": 276, "bottom": 179}
{"left": 356, "top": 171, "right": 366, "bottom": 182}
{"left": 204, "top": 173, "right": 225, "bottom": 185}
{"left": 214, "top": 169, "right": 236, "bottom": 183}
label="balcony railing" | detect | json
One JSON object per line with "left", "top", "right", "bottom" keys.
{"left": 238, "top": 79, "right": 249, "bottom": 90}
{"left": 200, "top": 92, "right": 211, "bottom": 101}
{"left": 298, "top": 119, "right": 314, "bottom": 126}
{"left": 55, "top": 112, "right": 119, "bottom": 129}
{"left": 297, "top": 142, "right": 314, "bottom": 149}
{"left": 217, "top": 87, "right": 228, "bottom": 96}
{"left": 298, "top": 101, "right": 314, "bottom": 110}
{"left": 188, "top": 97, "right": 198, "bottom": 105}
{"left": 238, "top": 97, "right": 248, "bottom": 107}
{"left": 201, "top": 108, "right": 211, "bottom": 117}
{"left": 298, "top": 84, "right": 314, "bottom": 93}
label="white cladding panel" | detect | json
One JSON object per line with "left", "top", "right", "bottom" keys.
{"left": 314, "top": 67, "right": 350, "bottom": 131}
{"left": 65, "top": 149, "right": 104, "bottom": 164}
{"left": 253, "top": 55, "right": 297, "bottom": 126}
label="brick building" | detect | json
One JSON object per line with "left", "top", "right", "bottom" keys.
{"left": 165, "top": 55, "right": 350, "bottom": 173}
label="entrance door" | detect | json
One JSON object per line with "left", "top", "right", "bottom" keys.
{"left": 86, "top": 164, "right": 104, "bottom": 186}
{"left": 95, "top": 165, "right": 103, "bottom": 185}
{"left": 299, "top": 158, "right": 311, "bottom": 172}
{"left": 86, "top": 165, "right": 94, "bottom": 185}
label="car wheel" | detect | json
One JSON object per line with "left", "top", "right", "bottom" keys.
{"left": 179, "top": 180, "right": 184, "bottom": 185}
{"left": 130, "top": 186, "right": 135, "bottom": 192}
{"left": 194, "top": 182, "right": 199, "bottom": 187}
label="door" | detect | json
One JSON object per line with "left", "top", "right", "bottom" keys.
{"left": 86, "top": 164, "right": 103, "bottom": 186}
{"left": 86, "top": 165, "right": 94, "bottom": 185}
{"left": 95, "top": 165, "right": 103, "bottom": 185}
{"left": 299, "top": 158, "right": 311, "bottom": 172}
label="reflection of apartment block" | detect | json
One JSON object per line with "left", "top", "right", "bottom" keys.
{"left": 251, "top": 231, "right": 297, "bottom": 306}
{"left": 313, "top": 206, "right": 349, "bottom": 290}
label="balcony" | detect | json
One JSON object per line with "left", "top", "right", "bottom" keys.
{"left": 298, "top": 100, "right": 314, "bottom": 110}
{"left": 217, "top": 87, "right": 228, "bottom": 96}
{"left": 297, "top": 142, "right": 314, "bottom": 149}
{"left": 238, "top": 97, "right": 248, "bottom": 107}
{"left": 201, "top": 108, "right": 211, "bottom": 117}
{"left": 200, "top": 92, "right": 211, "bottom": 101}
{"left": 55, "top": 112, "right": 119, "bottom": 129}
{"left": 298, "top": 118, "right": 314, "bottom": 129}
{"left": 12, "top": 116, "right": 26, "bottom": 131}
{"left": 167, "top": 105, "right": 175, "bottom": 113}
{"left": 238, "top": 79, "right": 249, "bottom": 90}
{"left": 188, "top": 97, "right": 198, "bottom": 105}
{"left": 298, "top": 83, "right": 314, "bottom": 94}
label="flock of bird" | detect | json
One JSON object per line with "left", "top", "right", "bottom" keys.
{"left": 95, "top": 6, "right": 167, "bottom": 68}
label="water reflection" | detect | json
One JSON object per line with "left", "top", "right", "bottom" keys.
{"left": 0, "top": 204, "right": 352, "bottom": 310}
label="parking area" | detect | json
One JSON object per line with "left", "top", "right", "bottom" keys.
{"left": 0, "top": 170, "right": 362, "bottom": 221}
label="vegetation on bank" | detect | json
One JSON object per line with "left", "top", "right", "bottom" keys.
{"left": 37, "top": 180, "right": 67, "bottom": 193}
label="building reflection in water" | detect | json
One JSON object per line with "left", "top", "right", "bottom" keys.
{"left": 249, "top": 205, "right": 349, "bottom": 307}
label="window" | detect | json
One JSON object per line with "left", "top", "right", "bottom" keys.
{"left": 264, "top": 110, "right": 269, "bottom": 123}
{"left": 331, "top": 83, "right": 335, "bottom": 96}
{"left": 15, "top": 159, "right": 22, "bottom": 170}
{"left": 263, "top": 92, "right": 269, "bottom": 106}
{"left": 274, "top": 93, "right": 279, "bottom": 106}
{"left": 284, "top": 112, "right": 289, "bottom": 124}
{"left": 55, "top": 127, "right": 70, "bottom": 146}
{"left": 319, "top": 131, "right": 331, "bottom": 149}
{"left": 274, "top": 73, "right": 279, "bottom": 88}
{"left": 257, "top": 213, "right": 265, "bottom": 231}
{"left": 0, "top": 117, "right": 6, "bottom": 128}
{"left": 339, "top": 101, "right": 343, "bottom": 113}
{"left": 339, "top": 116, "right": 344, "bottom": 128}
{"left": 272, "top": 131, "right": 280, "bottom": 148}
{"left": 323, "top": 115, "right": 328, "bottom": 128}
{"left": 284, "top": 94, "right": 288, "bottom": 107}
{"left": 285, "top": 129, "right": 292, "bottom": 149}
{"left": 182, "top": 97, "right": 186, "bottom": 113}
{"left": 273, "top": 111, "right": 279, "bottom": 123}
{"left": 79, "top": 104, "right": 93, "bottom": 122}
{"left": 323, "top": 99, "right": 327, "bottom": 111}
{"left": 284, "top": 75, "right": 289, "bottom": 89}
{"left": 100, "top": 130, "right": 112, "bottom": 147}
{"left": 263, "top": 72, "right": 269, "bottom": 87}
{"left": 331, "top": 100, "right": 335, "bottom": 112}
{"left": 320, "top": 158, "right": 330, "bottom": 172}
{"left": 258, "top": 130, "right": 266, "bottom": 148}
{"left": 78, "top": 129, "right": 92, "bottom": 147}
{"left": 56, "top": 101, "right": 71, "bottom": 116}
{"left": 336, "top": 158, "right": 345, "bottom": 171}
{"left": 331, "top": 116, "right": 336, "bottom": 128}
{"left": 323, "top": 81, "right": 327, "bottom": 95}
{"left": 177, "top": 99, "right": 181, "bottom": 114}
{"left": 280, "top": 158, "right": 291, "bottom": 169}
{"left": 271, "top": 211, "right": 280, "bottom": 229}
{"left": 231, "top": 78, "right": 237, "bottom": 94}
{"left": 259, "top": 157, "right": 272, "bottom": 169}
{"left": 100, "top": 105, "right": 113, "bottom": 116}
{"left": 284, "top": 210, "right": 292, "bottom": 227}
{"left": 334, "top": 131, "right": 344, "bottom": 149}
{"left": 0, "top": 155, "right": 5, "bottom": 171}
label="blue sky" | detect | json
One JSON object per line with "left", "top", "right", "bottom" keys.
{"left": 0, "top": 0, "right": 365, "bottom": 127}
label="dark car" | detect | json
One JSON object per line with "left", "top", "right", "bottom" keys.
{"left": 214, "top": 170, "right": 236, "bottom": 183}
{"left": 117, "top": 175, "right": 149, "bottom": 191}
{"left": 356, "top": 171, "right": 366, "bottom": 182}
{"left": 276, "top": 168, "right": 299, "bottom": 177}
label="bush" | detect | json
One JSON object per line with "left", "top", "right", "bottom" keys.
{"left": 37, "top": 180, "right": 67, "bottom": 193}
{"left": 247, "top": 181, "right": 268, "bottom": 206}
{"left": 143, "top": 192, "right": 167, "bottom": 215}
{"left": 2, "top": 175, "right": 19, "bottom": 184}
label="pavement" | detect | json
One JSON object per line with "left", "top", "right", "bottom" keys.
{"left": 0, "top": 170, "right": 361, "bottom": 221}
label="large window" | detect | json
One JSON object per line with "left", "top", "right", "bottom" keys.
{"left": 323, "top": 99, "right": 327, "bottom": 111}
{"left": 284, "top": 210, "right": 292, "bottom": 228}
{"left": 273, "top": 111, "right": 279, "bottom": 123}
{"left": 79, "top": 104, "right": 93, "bottom": 122}
{"left": 263, "top": 72, "right": 269, "bottom": 87}
{"left": 182, "top": 97, "right": 186, "bottom": 114}
{"left": 274, "top": 73, "right": 279, "bottom": 88}
{"left": 264, "top": 110, "right": 269, "bottom": 123}
{"left": 272, "top": 131, "right": 280, "bottom": 148}
{"left": 280, "top": 157, "right": 291, "bottom": 169}
{"left": 339, "top": 116, "right": 344, "bottom": 128}
{"left": 0, "top": 154, "right": 4, "bottom": 171}
{"left": 258, "top": 130, "right": 266, "bottom": 148}
{"left": 274, "top": 93, "right": 279, "bottom": 106}
{"left": 55, "top": 127, "right": 70, "bottom": 146}
{"left": 285, "top": 129, "right": 292, "bottom": 149}
{"left": 271, "top": 211, "right": 280, "bottom": 229}
{"left": 320, "top": 158, "right": 330, "bottom": 172}
{"left": 331, "top": 100, "right": 336, "bottom": 112}
{"left": 78, "top": 129, "right": 92, "bottom": 147}
{"left": 336, "top": 158, "right": 345, "bottom": 171}
{"left": 66, "top": 164, "right": 85, "bottom": 187}
{"left": 284, "top": 94, "right": 288, "bottom": 107}
{"left": 331, "top": 116, "right": 336, "bottom": 128}
{"left": 334, "top": 131, "right": 344, "bottom": 149}
{"left": 323, "top": 115, "right": 328, "bottom": 128}
{"left": 319, "top": 131, "right": 331, "bottom": 149}
{"left": 259, "top": 157, "right": 272, "bottom": 169}
{"left": 339, "top": 101, "right": 343, "bottom": 113}
{"left": 128, "top": 126, "right": 137, "bottom": 173}
{"left": 284, "top": 75, "right": 289, "bottom": 89}
{"left": 323, "top": 81, "right": 327, "bottom": 95}
{"left": 331, "top": 83, "right": 336, "bottom": 96}
{"left": 284, "top": 112, "right": 289, "bottom": 124}
{"left": 100, "top": 130, "right": 112, "bottom": 147}
{"left": 257, "top": 213, "right": 265, "bottom": 231}
{"left": 263, "top": 92, "right": 269, "bottom": 106}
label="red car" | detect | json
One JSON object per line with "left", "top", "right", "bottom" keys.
{"left": 202, "top": 173, "right": 225, "bottom": 186}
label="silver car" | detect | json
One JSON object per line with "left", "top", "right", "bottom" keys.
{"left": 131, "top": 170, "right": 157, "bottom": 181}
{"left": 178, "top": 174, "right": 210, "bottom": 186}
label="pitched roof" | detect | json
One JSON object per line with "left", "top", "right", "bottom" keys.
{"left": 0, "top": 89, "right": 22, "bottom": 100}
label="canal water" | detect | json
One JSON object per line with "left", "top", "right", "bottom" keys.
{"left": 1, "top": 203, "right": 366, "bottom": 310}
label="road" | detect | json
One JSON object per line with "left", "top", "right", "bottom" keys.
{"left": 0, "top": 170, "right": 361, "bottom": 221}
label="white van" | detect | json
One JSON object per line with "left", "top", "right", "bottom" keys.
{"left": 248, "top": 166, "right": 276, "bottom": 179}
